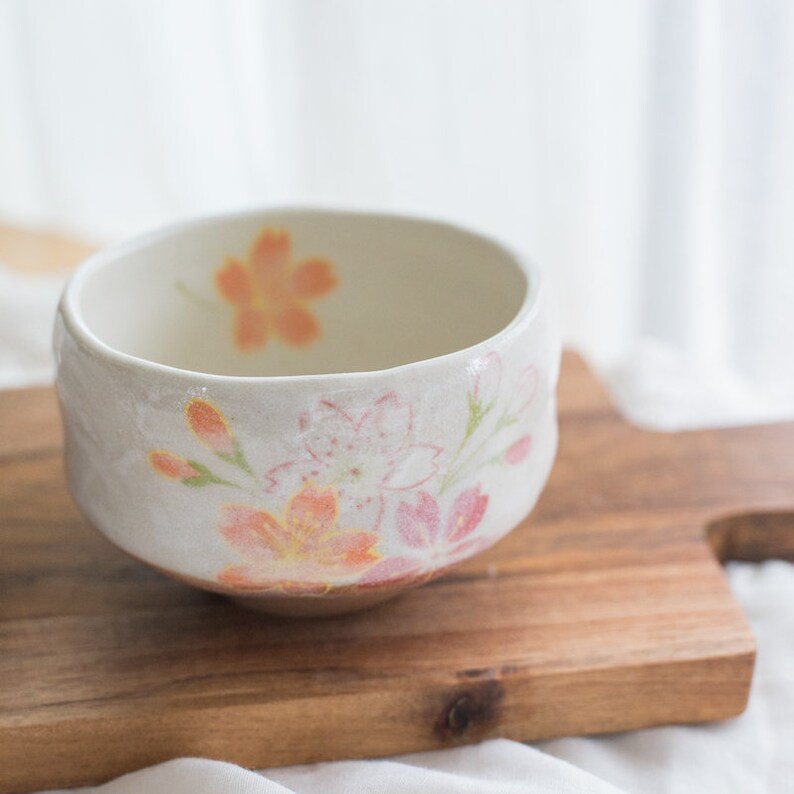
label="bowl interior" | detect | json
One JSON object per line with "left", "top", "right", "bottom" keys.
{"left": 71, "top": 211, "right": 528, "bottom": 377}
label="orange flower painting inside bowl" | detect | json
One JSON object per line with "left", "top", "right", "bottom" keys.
{"left": 214, "top": 228, "right": 337, "bottom": 352}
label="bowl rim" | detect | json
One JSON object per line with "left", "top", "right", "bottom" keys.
{"left": 58, "top": 206, "right": 544, "bottom": 384}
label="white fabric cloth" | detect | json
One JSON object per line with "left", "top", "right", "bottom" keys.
{"left": 0, "top": 266, "right": 66, "bottom": 389}
{"left": 4, "top": 269, "right": 793, "bottom": 792}
{"left": 46, "top": 743, "right": 626, "bottom": 794}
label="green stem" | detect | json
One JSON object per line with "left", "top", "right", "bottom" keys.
{"left": 176, "top": 280, "right": 223, "bottom": 313}
{"left": 439, "top": 410, "right": 517, "bottom": 494}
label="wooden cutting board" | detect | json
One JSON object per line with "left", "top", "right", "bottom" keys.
{"left": 1, "top": 351, "right": 793, "bottom": 793}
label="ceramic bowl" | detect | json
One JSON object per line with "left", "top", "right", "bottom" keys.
{"left": 55, "top": 209, "right": 560, "bottom": 616}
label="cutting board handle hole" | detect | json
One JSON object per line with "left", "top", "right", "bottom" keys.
{"left": 707, "top": 512, "right": 794, "bottom": 563}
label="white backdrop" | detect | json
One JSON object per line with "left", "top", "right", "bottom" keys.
{"left": 2, "top": 0, "right": 794, "bottom": 411}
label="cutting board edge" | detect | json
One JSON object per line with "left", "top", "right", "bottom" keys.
{"left": 0, "top": 641, "right": 756, "bottom": 793}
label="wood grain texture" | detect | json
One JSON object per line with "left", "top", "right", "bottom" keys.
{"left": 1, "top": 352, "right": 793, "bottom": 792}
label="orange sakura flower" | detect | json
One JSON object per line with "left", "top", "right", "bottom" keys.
{"left": 185, "top": 399, "right": 235, "bottom": 457}
{"left": 148, "top": 450, "right": 231, "bottom": 487}
{"left": 184, "top": 397, "right": 253, "bottom": 475}
{"left": 214, "top": 228, "right": 337, "bottom": 352}
{"left": 148, "top": 450, "right": 202, "bottom": 481}
{"left": 217, "top": 482, "right": 380, "bottom": 593}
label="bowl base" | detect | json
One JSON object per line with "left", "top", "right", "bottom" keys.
{"left": 230, "top": 588, "right": 403, "bottom": 617}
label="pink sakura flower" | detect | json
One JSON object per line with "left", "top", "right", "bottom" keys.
{"left": 265, "top": 392, "right": 442, "bottom": 529}
{"left": 471, "top": 351, "right": 503, "bottom": 412}
{"left": 507, "top": 365, "right": 539, "bottom": 415}
{"left": 360, "top": 485, "right": 489, "bottom": 587}
{"left": 504, "top": 435, "right": 532, "bottom": 465}
{"left": 471, "top": 353, "right": 539, "bottom": 419}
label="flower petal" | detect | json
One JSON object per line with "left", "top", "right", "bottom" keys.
{"left": 357, "top": 392, "right": 413, "bottom": 456}
{"left": 148, "top": 450, "right": 200, "bottom": 481}
{"left": 396, "top": 491, "right": 440, "bottom": 548}
{"left": 219, "top": 504, "right": 288, "bottom": 559}
{"left": 218, "top": 566, "right": 330, "bottom": 594}
{"left": 358, "top": 556, "right": 423, "bottom": 586}
{"left": 382, "top": 444, "right": 442, "bottom": 490}
{"left": 234, "top": 307, "right": 269, "bottom": 351}
{"left": 185, "top": 399, "right": 236, "bottom": 457}
{"left": 291, "top": 258, "right": 337, "bottom": 299}
{"left": 472, "top": 350, "right": 502, "bottom": 408}
{"left": 508, "top": 365, "right": 539, "bottom": 415}
{"left": 504, "top": 435, "right": 532, "bottom": 465}
{"left": 274, "top": 305, "right": 320, "bottom": 347}
{"left": 297, "top": 399, "right": 357, "bottom": 463}
{"left": 250, "top": 227, "right": 291, "bottom": 289}
{"left": 262, "top": 460, "right": 298, "bottom": 493}
{"left": 285, "top": 482, "right": 338, "bottom": 544}
{"left": 324, "top": 530, "right": 381, "bottom": 568}
{"left": 218, "top": 564, "right": 267, "bottom": 589}
{"left": 215, "top": 257, "right": 253, "bottom": 306}
{"left": 445, "top": 485, "right": 488, "bottom": 543}
{"left": 448, "top": 535, "right": 492, "bottom": 563}
{"left": 278, "top": 580, "right": 330, "bottom": 595}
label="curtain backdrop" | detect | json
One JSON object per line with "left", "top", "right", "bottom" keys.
{"left": 2, "top": 0, "right": 793, "bottom": 421}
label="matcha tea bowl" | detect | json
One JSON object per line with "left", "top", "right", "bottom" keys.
{"left": 54, "top": 209, "right": 561, "bottom": 616}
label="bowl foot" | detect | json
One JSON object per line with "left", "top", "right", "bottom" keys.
{"left": 230, "top": 588, "right": 402, "bottom": 617}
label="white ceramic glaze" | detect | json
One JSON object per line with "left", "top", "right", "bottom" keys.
{"left": 54, "top": 209, "right": 560, "bottom": 615}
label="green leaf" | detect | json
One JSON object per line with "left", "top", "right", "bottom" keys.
{"left": 495, "top": 415, "right": 518, "bottom": 431}
{"left": 464, "top": 391, "right": 493, "bottom": 441}
{"left": 217, "top": 440, "right": 255, "bottom": 478}
{"left": 175, "top": 280, "right": 223, "bottom": 312}
{"left": 182, "top": 474, "right": 215, "bottom": 488}
{"left": 188, "top": 460, "right": 214, "bottom": 477}
{"left": 182, "top": 460, "right": 235, "bottom": 488}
